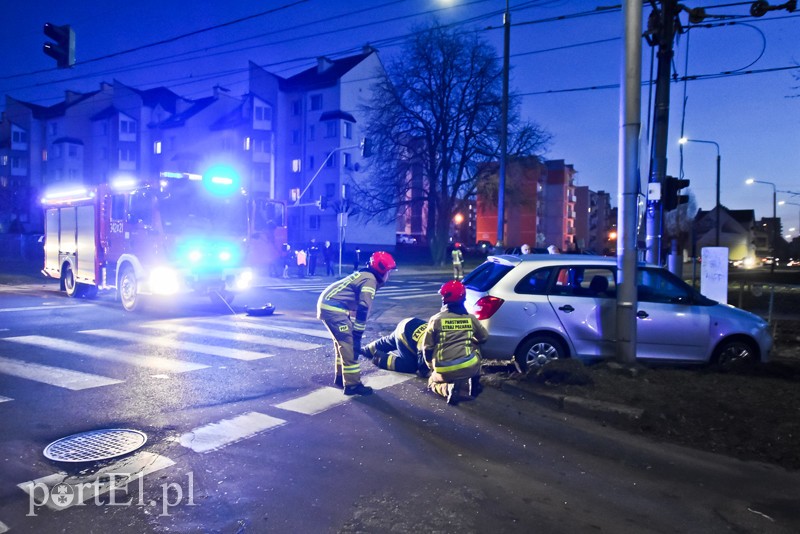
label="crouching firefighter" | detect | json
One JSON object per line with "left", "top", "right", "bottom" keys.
{"left": 362, "top": 317, "right": 429, "bottom": 376}
{"left": 317, "top": 251, "right": 397, "bottom": 396}
{"left": 422, "top": 280, "right": 489, "bottom": 405}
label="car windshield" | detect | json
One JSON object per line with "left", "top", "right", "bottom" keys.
{"left": 158, "top": 180, "right": 247, "bottom": 236}
{"left": 463, "top": 260, "right": 514, "bottom": 292}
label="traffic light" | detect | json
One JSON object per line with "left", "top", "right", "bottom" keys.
{"left": 663, "top": 176, "right": 690, "bottom": 211}
{"left": 360, "top": 137, "right": 372, "bottom": 158}
{"left": 317, "top": 195, "right": 328, "bottom": 210}
{"left": 43, "top": 23, "right": 75, "bottom": 68}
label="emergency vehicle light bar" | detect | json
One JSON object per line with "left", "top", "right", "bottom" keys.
{"left": 159, "top": 171, "right": 203, "bottom": 181}
{"left": 111, "top": 177, "right": 138, "bottom": 191}
{"left": 41, "top": 187, "right": 94, "bottom": 205}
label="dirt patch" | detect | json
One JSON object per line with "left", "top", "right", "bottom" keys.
{"left": 498, "top": 357, "right": 800, "bottom": 470}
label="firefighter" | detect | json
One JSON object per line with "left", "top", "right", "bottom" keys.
{"left": 317, "top": 251, "right": 397, "bottom": 396}
{"left": 451, "top": 244, "right": 464, "bottom": 281}
{"left": 361, "top": 317, "right": 429, "bottom": 376}
{"left": 422, "top": 280, "right": 488, "bottom": 405}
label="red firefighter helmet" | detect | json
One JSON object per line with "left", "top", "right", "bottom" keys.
{"left": 440, "top": 280, "right": 466, "bottom": 304}
{"left": 369, "top": 251, "right": 396, "bottom": 275}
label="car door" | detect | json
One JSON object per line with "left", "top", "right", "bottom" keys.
{"left": 635, "top": 268, "right": 710, "bottom": 361}
{"left": 547, "top": 265, "right": 617, "bottom": 359}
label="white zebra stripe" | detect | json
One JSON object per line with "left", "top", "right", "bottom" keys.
{"left": 179, "top": 411, "right": 286, "bottom": 453}
{"left": 196, "top": 316, "right": 332, "bottom": 340}
{"left": 6, "top": 335, "right": 208, "bottom": 373}
{"left": 0, "top": 395, "right": 13, "bottom": 403}
{"left": 141, "top": 324, "right": 321, "bottom": 351}
{"left": 0, "top": 356, "right": 122, "bottom": 390}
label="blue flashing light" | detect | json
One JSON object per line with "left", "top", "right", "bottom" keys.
{"left": 202, "top": 165, "right": 240, "bottom": 196}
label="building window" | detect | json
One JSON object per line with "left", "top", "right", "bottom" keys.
{"left": 255, "top": 105, "right": 271, "bottom": 121}
{"left": 68, "top": 145, "right": 78, "bottom": 158}
{"left": 310, "top": 94, "right": 322, "bottom": 111}
{"left": 325, "top": 121, "right": 336, "bottom": 138}
{"left": 41, "top": 150, "right": 47, "bottom": 162}
{"left": 326, "top": 152, "right": 336, "bottom": 167}
{"left": 343, "top": 122, "right": 353, "bottom": 139}
{"left": 292, "top": 130, "right": 300, "bottom": 145}
{"left": 325, "top": 183, "right": 335, "bottom": 197}
{"left": 120, "top": 119, "right": 136, "bottom": 133}
{"left": 292, "top": 100, "right": 301, "bottom": 116}
{"left": 243, "top": 137, "right": 251, "bottom": 151}
{"left": 12, "top": 130, "right": 27, "bottom": 143}
{"left": 309, "top": 156, "right": 315, "bottom": 170}
{"left": 309, "top": 215, "right": 321, "bottom": 230}
{"left": 343, "top": 152, "right": 352, "bottom": 169}
{"left": 154, "top": 141, "right": 162, "bottom": 154}
{"left": 1, "top": 155, "right": 7, "bottom": 166}
{"left": 292, "top": 159, "right": 302, "bottom": 173}
{"left": 307, "top": 125, "right": 315, "bottom": 141}
{"left": 50, "top": 123, "right": 58, "bottom": 136}
{"left": 119, "top": 148, "right": 135, "bottom": 162}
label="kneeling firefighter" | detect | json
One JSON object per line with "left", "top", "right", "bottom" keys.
{"left": 422, "top": 280, "right": 489, "bottom": 405}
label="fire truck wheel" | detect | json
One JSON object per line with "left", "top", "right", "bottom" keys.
{"left": 119, "top": 266, "right": 141, "bottom": 312}
{"left": 63, "top": 265, "right": 85, "bottom": 298}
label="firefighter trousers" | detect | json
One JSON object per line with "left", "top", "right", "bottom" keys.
{"left": 319, "top": 309, "right": 362, "bottom": 387}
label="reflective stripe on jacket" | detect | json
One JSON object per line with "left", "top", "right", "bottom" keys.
{"left": 316, "top": 269, "right": 378, "bottom": 332}
{"left": 422, "top": 307, "right": 488, "bottom": 373}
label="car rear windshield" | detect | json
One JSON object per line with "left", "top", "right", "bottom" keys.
{"left": 463, "top": 261, "right": 514, "bottom": 292}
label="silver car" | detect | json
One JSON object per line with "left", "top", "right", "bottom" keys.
{"left": 463, "top": 255, "right": 772, "bottom": 370}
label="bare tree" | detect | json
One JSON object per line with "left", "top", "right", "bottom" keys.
{"left": 357, "top": 22, "right": 550, "bottom": 265}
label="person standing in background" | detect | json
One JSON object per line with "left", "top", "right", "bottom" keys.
{"left": 308, "top": 239, "right": 319, "bottom": 276}
{"left": 323, "top": 240, "right": 335, "bottom": 276}
{"left": 451, "top": 244, "right": 464, "bottom": 281}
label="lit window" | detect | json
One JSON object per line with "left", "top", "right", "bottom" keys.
{"left": 244, "top": 137, "right": 251, "bottom": 151}
{"left": 292, "top": 159, "right": 302, "bottom": 172}
{"left": 154, "top": 141, "right": 162, "bottom": 154}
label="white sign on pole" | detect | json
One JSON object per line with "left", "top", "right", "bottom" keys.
{"left": 700, "top": 247, "right": 729, "bottom": 304}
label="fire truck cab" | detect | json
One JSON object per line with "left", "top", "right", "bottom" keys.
{"left": 42, "top": 172, "right": 285, "bottom": 311}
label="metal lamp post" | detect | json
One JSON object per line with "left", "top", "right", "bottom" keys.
{"left": 496, "top": 0, "right": 510, "bottom": 246}
{"left": 679, "top": 137, "right": 720, "bottom": 246}
{"left": 746, "top": 178, "right": 777, "bottom": 274}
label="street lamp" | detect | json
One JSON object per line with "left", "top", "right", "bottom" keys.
{"left": 779, "top": 200, "right": 800, "bottom": 241}
{"left": 497, "top": 0, "right": 510, "bottom": 246}
{"left": 679, "top": 137, "right": 720, "bottom": 246}
{"left": 746, "top": 178, "right": 777, "bottom": 274}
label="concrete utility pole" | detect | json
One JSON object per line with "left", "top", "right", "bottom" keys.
{"left": 644, "top": 0, "right": 680, "bottom": 265}
{"left": 616, "top": 0, "right": 642, "bottom": 365}
{"left": 497, "top": 0, "right": 511, "bottom": 246}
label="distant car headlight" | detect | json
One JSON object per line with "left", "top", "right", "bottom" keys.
{"left": 149, "top": 267, "right": 179, "bottom": 295}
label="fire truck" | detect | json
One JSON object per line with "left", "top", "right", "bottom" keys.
{"left": 41, "top": 170, "right": 286, "bottom": 311}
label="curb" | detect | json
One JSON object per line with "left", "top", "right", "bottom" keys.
{"left": 498, "top": 380, "right": 644, "bottom": 424}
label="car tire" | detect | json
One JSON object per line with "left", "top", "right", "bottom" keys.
{"left": 713, "top": 338, "right": 757, "bottom": 369}
{"left": 119, "top": 266, "right": 141, "bottom": 312}
{"left": 514, "top": 334, "right": 568, "bottom": 372}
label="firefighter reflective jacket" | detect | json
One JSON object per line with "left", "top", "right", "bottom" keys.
{"left": 367, "top": 317, "right": 427, "bottom": 360}
{"left": 422, "top": 306, "right": 488, "bottom": 379}
{"left": 316, "top": 269, "right": 380, "bottom": 334}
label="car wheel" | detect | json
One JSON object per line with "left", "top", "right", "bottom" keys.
{"left": 713, "top": 338, "right": 757, "bottom": 369}
{"left": 515, "top": 334, "right": 567, "bottom": 372}
{"left": 62, "top": 264, "right": 85, "bottom": 298}
{"left": 119, "top": 266, "right": 141, "bottom": 312}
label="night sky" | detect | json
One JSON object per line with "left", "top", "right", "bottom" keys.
{"left": 2, "top": 0, "right": 798, "bottom": 235}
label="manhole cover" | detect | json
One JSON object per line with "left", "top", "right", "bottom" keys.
{"left": 44, "top": 429, "right": 147, "bottom": 462}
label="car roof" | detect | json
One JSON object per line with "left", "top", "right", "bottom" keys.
{"left": 486, "top": 253, "right": 653, "bottom": 268}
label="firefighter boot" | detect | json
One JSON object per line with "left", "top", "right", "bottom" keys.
{"left": 344, "top": 383, "right": 373, "bottom": 396}
{"left": 469, "top": 375, "right": 483, "bottom": 398}
{"left": 446, "top": 383, "right": 459, "bottom": 405}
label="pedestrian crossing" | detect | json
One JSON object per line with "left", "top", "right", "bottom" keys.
{"left": 262, "top": 279, "right": 442, "bottom": 300}
{"left": 0, "top": 316, "right": 331, "bottom": 402}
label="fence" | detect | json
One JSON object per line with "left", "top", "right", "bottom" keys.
{"left": 729, "top": 281, "right": 800, "bottom": 360}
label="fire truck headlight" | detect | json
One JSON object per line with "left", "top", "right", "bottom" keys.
{"left": 188, "top": 250, "right": 203, "bottom": 263}
{"left": 150, "top": 267, "right": 180, "bottom": 295}
{"left": 236, "top": 269, "right": 253, "bottom": 290}
{"left": 219, "top": 250, "right": 232, "bottom": 262}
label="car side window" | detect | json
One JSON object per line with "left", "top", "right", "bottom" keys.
{"left": 550, "top": 266, "right": 616, "bottom": 298}
{"left": 638, "top": 268, "right": 690, "bottom": 304}
{"left": 515, "top": 267, "right": 553, "bottom": 295}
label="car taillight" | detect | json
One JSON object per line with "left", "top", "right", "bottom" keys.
{"left": 473, "top": 296, "right": 504, "bottom": 319}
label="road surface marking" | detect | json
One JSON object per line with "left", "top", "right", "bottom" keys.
{"left": 0, "top": 304, "right": 91, "bottom": 313}
{"left": 17, "top": 451, "right": 174, "bottom": 511}
{"left": 274, "top": 387, "right": 350, "bottom": 415}
{"left": 87, "top": 328, "right": 272, "bottom": 361}
{"left": 275, "top": 371, "right": 413, "bottom": 415}
{"left": 0, "top": 356, "right": 122, "bottom": 390}
{"left": 6, "top": 335, "right": 208, "bottom": 373}
{"left": 141, "top": 323, "right": 321, "bottom": 351}
{"left": 201, "top": 316, "right": 331, "bottom": 340}
{"left": 0, "top": 395, "right": 13, "bottom": 403}
{"left": 179, "top": 411, "right": 286, "bottom": 453}
{"left": 388, "top": 293, "right": 436, "bottom": 300}
{"left": 0, "top": 520, "right": 8, "bottom": 533}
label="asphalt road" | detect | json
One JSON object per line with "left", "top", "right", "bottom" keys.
{"left": 0, "top": 274, "right": 799, "bottom": 533}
